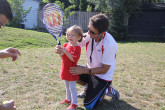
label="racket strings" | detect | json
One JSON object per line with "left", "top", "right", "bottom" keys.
{"left": 42, "top": 3, "right": 64, "bottom": 45}
{"left": 43, "top": 4, "right": 64, "bottom": 37}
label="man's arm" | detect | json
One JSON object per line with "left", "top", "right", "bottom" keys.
{"left": 70, "top": 63, "right": 110, "bottom": 75}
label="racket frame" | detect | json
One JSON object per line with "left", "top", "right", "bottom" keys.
{"left": 42, "top": 3, "right": 65, "bottom": 45}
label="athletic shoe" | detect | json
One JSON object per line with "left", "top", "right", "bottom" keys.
{"left": 106, "top": 85, "right": 120, "bottom": 101}
{"left": 60, "top": 99, "right": 71, "bottom": 104}
{"left": 67, "top": 104, "right": 78, "bottom": 110}
{"left": 77, "top": 90, "right": 86, "bottom": 98}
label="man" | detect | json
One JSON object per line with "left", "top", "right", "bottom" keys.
{"left": 0, "top": 0, "right": 21, "bottom": 110}
{"left": 69, "top": 14, "right": 119, "bottom": 110}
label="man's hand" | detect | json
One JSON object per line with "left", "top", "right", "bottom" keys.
{"left": 70, "top": 66, "right": 88, "bottom": 75}
{"left": 70, "top": 64, "right": 110, "bottom": 75}
{"left": 0, "top": 47, "right": 21, "bottom": 61}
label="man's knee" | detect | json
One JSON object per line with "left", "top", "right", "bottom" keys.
{"left": 76, "top": 79, "right": 87, "bottom": 86}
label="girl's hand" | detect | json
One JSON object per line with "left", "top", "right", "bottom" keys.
{"left": 3, "top": 100, "right": 16, "bottom": 110}
{"left": 55, "top": 45, "right": 63, "bottom": 55}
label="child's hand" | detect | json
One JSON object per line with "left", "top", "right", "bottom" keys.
{"left": 3, "top": 100, "right": 16, "bottom": 110}
{"left": 55, "top": 45, "right": 63, "bottom": 55}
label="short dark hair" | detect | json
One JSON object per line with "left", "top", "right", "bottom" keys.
{"left": 0, "top": 0, "right": 13, "bottom": 21}
{"left": 89, "top": 13, "right": 109, "bottom": 33}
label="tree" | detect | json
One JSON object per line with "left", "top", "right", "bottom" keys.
{"left": 54, "top": 0, "right": 76, "bottom": 25}
{"left": 42, "top": 0, "right": 95, "bottom": 11}
{"left": 41, "top": 0, "right": 76, "bottom": 25}
{"left": 141, "top": 0, "right": 165, "bottom": 3}
{"left": 7, "top": 0, "right": 31, "bottom": 28}
{"left": 87, "top": 0, "right": 142, "bottom": 40}
{"left": 74, "top": 0, "right": 95, "bottom": 11}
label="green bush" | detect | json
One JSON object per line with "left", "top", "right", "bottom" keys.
{"left": 7, "top": 0, "right": 31, "bottom": 28}
{"left": 87, "top": 0, "right": 142, "bottom": 40}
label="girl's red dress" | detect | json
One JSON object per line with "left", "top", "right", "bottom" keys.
{"left": 59, "top": 42, "right": 81, "bottom": 81}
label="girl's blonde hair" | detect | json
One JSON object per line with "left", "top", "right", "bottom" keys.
{"left": 66, "top": 25, "right": 83, "bottom": 42}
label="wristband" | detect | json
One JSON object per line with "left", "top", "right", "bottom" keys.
{"left": 89, "top": 69, "right": 91, "bottom": 74}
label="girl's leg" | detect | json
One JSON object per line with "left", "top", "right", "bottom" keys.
{"left": 64, "top": 80, "right": 71, "bottom": 101}
{"left": 68, "top": 81, "right": 77, "bottom": 105}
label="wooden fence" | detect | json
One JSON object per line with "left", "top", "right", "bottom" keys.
{"left": 38, "top": 11, "right": 100, "bottom": 31}
{"left": 38, "top": 10, "right": 44, "bottom": 29}
{"left": 64, "top": 11, "right": 100, "bottom": 31}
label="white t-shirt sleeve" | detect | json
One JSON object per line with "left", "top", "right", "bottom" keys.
{"left": 102, "top": 39, "right": 118, "bottom": 65}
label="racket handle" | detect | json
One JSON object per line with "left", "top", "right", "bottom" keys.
{"left": 58, "top": 41, "right": 61, "bottom": 45}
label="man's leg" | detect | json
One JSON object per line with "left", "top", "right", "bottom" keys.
{"left": 76, "top": 79, "right": 87, "bottom": 86}
{"left": 77, "top": 84, "right": 88, "bottom": 98}
{"left": 76, "top": 75, "right": 89, "bottom": 98}
{"left": 77, "top": 76, "right": 120, "bottom": 101}
{"left": 84, "top": 75, "right": 111, "bottom": 110}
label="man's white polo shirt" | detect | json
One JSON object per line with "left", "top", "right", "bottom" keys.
{"left": 78, "top": 32, "right": 118, "bottom": 81}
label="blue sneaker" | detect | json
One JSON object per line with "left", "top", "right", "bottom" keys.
{"left": 106, "top": 85, "right": 120, "bottom": 101}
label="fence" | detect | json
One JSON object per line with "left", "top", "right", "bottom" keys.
{"left": 38, "top": 11, "right": 100, "bottom": 31}
{"left": 38, "top": 10, "right": 44, "bottom": 29}
{"left": 64, "top": 11, "right": 100, "bottom": 31}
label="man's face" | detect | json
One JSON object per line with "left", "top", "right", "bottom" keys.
{"left": 88, "top": 22, "right": 103, "bottom": 41}
{"left": 0, "top": 14, "right": 9, "bottom": 28}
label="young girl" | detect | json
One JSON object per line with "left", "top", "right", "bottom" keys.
{"left": 55, "top": 25, "right": 83, "bottom": 110}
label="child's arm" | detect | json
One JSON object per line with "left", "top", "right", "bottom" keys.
{"left": 63, "top": 48, "right": 75, "bottom": 62}
{"left": 59, "top": 54, "right": 63, "bottom": 59}
{"left": 55, "top": 45, "right": 74, "bottom": 61}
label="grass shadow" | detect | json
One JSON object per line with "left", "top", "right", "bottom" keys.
{"left": 94, "top": 99, "right": 141, "bottom": 110}
{"left": 75, "top": 99, "right": 140, "bottom": 110}
{"left": 76, "top": 107, "right": 86, "bottom": 110}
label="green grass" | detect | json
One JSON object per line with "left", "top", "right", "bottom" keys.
{"left": 0, "top": 27, "right": 165, "bottom": 110}
{"left": 0, "top": 27, "right": 66, "bottom": 49}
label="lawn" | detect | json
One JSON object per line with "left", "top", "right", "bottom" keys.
{"left": 0, "top": 27, "right": 165, "bottom": 110}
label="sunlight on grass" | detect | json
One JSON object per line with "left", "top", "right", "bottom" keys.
{"left": 0, "top": 42, "right": 165, "bottom": 110}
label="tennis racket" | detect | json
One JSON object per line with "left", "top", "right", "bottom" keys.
{"left": 42, "top": 3, "right": 64, "bottom": 45}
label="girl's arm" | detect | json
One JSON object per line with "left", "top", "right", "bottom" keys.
{"left": 59, "top": 54, "right": 63, "bottom": 59}
{"left": 63, "top": 48, "right": 75, "bottom": 62}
